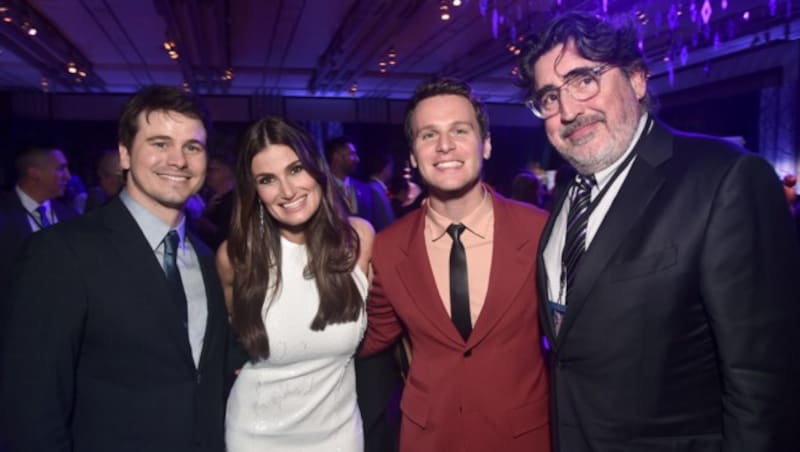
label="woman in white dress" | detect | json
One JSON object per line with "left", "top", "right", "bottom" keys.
{"left": 216, "top": 117, "right": 373, "bottom": 452}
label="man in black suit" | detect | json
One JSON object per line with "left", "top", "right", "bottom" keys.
{"left": 0, "top": 146, "right": 77, "bottom": 291}
{"left": 325, "top": 136, "right": 396, "bottom": 231}
{"left": 519, "top": 12, "right": 800, "bottom": 452}
{"left": 0, "top": 86, "right": 235, "bottom": 452}
{"left": 324, "top": 136, "right": 403, "bottom": 452}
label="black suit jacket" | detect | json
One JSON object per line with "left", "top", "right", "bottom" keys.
{"left": 0, "top": 197, "right": 232, "bottom": 452}
{"left": 537, "top": 120, "right": 800, "bottom": 452}
{"left": 0, "top": 190, "right": 77, "bottom": 292}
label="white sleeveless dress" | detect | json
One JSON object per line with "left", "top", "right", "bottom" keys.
{"left": 226, "top": 237, "right": 368, "bottom": 452}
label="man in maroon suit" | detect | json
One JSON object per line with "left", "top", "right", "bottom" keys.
{"left": 360, "top": 78, "right": 551, "bottom": 452}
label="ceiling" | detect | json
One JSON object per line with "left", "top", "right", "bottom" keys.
{"left": 0, "top": 0, "right": 798, "bottom": 104}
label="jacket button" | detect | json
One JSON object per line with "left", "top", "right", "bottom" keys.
{"left": 196, "top": 372, "right": 202, "bottom": 384}
{"left": 463, "top": 350, "right": 472, "bottom": 357}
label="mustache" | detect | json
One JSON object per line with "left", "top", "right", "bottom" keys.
{"left": 561, "top": 114, "right": 605, "bottom": 139}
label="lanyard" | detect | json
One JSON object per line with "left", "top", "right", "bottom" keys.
{"left": 556, "top": 142, "right": 640, "bottom": 305}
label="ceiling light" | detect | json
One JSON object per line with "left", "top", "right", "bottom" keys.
{"left": 440, "top": 1, "right": 450, "bottom": 20}
{"left": 67, "top": 62, "right": 77, "bottom": 74}
{"left": 452, "top": 0, "right": 462, "bottom": 5}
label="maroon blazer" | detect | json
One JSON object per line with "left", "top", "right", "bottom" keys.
{"left": 361, "top": 191, "right": 551, "bottom": 452}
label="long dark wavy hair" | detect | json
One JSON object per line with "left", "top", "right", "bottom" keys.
{"left": 228, "top": 117, "right": 362, "bottom": 361}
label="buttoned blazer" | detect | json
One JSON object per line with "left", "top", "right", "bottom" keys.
{"left": 361, "top": 191, "right": 551, "bottom": 452}
{"left": 537, "top": 120, "right": 800, "bottom": 452}
{"left": 0, "top": 196, "right": 231, "bottom": 452}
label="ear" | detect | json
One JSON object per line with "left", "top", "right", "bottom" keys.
{"left": 629, "top": 69, "right": 648, "bottom": 102}
{"left": 409, "top": 151, "right": 418, "bottom": 169}
{"left": 118, "top": 144, "right": 131, "bottom": 171}
{"left": 26, "top": 165, "right": 42, "bottom": 181}
{"left": 482, "top": 136, "right": 492, "bottom": 160}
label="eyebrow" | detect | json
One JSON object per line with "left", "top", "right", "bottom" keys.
{"left": 145, "top": 135, "right": 206, "bottom": 148}
{"left": 145, "top": 135, "right": 173, "bottom": 142}
{"left": 252, "top": 159, "right": 302, "bottom": 179}
{"left": 535, "top": 65, "right": 598, "bottom": 95}
{"left": 416, "top": 121, "right": 474, "bottom": 136}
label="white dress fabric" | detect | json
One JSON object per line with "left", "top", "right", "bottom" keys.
{"left": 226, "top": 237, "right": 368, "bottom": 452}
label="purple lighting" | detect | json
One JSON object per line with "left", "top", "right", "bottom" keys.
{"left": 743, "top": 11, "right": 750, "bottom": 20}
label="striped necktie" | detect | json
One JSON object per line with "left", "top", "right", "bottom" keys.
{"left": 561, "top": 174, "right": 596, "bottom": 298}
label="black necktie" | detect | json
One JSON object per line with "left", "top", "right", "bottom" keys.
{"left": 164, "top": 230, "right": 188, "bottom": 326}
{"left": 447, "top": 223, "right": 471, "bottom": 341}
{"left": 561, "top": 175, "right": 596, "bottom": 297}
{"left": 35, "top": 205, "right": 51, "bottom": 228}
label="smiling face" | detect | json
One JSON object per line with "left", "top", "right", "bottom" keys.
{"left": 409, "top": 94, "right": 491, "bottom": 202}
{"left": 119, "top": 109, "right": 207, "bottom": 224}
{"left": 533, "top": 39, "right": 647, "bottom": 175}
{"left": 251, "top": 144, "right": 323, "bottom": 243}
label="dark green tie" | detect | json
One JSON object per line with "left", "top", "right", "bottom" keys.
{"left": 164, "top": 230, "right": 188, "bottom": 327}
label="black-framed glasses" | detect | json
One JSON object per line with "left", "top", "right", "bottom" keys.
{"left": 525, "top": 64, "right": 614, "bottom": 119}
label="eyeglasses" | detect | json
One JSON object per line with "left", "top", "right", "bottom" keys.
{"left": 525, "top": 64, "right": 614, "bottom": 119}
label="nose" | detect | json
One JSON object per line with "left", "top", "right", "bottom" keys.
{"left": 279, "top": 179, "right": 296, "bottom": 199}
{"left": 166, "top": 146, "right": 188, "bottom": 167}
{"left": 558, "top": 92, "right": 585, "bottom": 123}
{"left": 437, "top": 134, "right": 454, "bottom": 153}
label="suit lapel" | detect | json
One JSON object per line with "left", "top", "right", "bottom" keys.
{"left": 537, "top": 181, "right": 571, "bottom": 343}
{"left": 101, "top": 198, "right": 195, "bottom": 368}
{"left": 6, "top": 193, "right": 35, "bottom": 235}
{"left": 191, "top": 234, "right": 223, "bottom": 371}
{"left": 556, "top": 121, "right": 673, "bottom": 345}
{"left": 469, "top": 194, "right": 537, "bottom": 346}
{"left": 395, "top": 207, "right": 465, "bottom": 347}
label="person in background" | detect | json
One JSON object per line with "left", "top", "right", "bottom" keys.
{"left": 85, "top": 149, "right": 125, "bottom": 211}
{"left": 217, "top": 117, "right": 373, "bottom": 451}
{"left": 365, "top": 151, "right": 397, "bottom": 231}
{"left": 360, "top": 77, "right": 551, "bottom": 452}
{"left": 0, "top": 145, "right": 76, "bottom": 293}
{"left": 519, "top": 11, "right": 800, "bottom": 451}
{"left": 510, "top": 169, "right": 545, "bottom": 208}
{"left": 196, "top": 152, "right": 236, "bottom": 249}
{"left": 61, "top": 173, "right": 89, "bottom": 214}
{"left": 324, "top": 136, "right": 404, "bottom": 452}
{"left": 0, "top": 85, "right": 235, "bottom": 452}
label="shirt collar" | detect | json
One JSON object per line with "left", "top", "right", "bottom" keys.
{"left": 593, "top": 113, "right": 650, "bottom": 189}
{"left": 426, "top": 185, "right": 493, "bottom": 242}
{"left": 119, "top": 189, "right": 186, "bottom": 251}
{"left": 15, "top": 185, "right": 49, "bottom": 213}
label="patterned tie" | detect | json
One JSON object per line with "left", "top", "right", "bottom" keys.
{"left": 561, "top": 174, "right": 596, "bottom": 298}
{"left": 35, "top": 205, "right": 51, "bottom": 228}
{"left": 447, "top": 223, "right": 471, "bottom": 341}
{"left": 163, "top": 230, "right": 188, "bottom": 327}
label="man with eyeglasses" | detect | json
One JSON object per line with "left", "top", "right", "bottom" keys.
{"left": 519, "top": 11, "right": 799, "bottom": 452}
